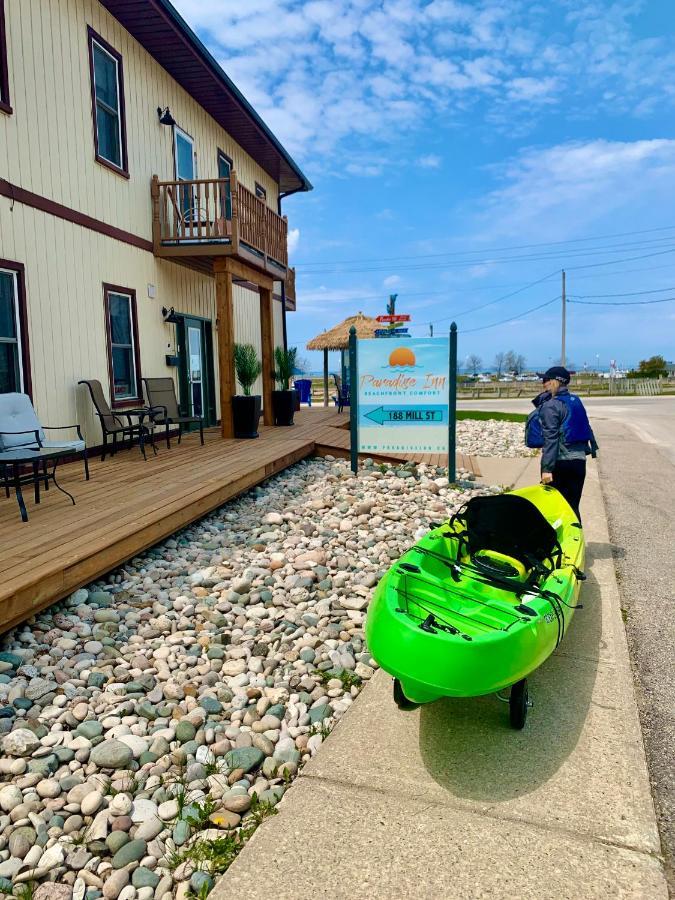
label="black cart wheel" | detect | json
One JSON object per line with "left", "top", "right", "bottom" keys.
{"left": 509, "top": 678, "right": 529, "bottom": 729}
{"left": 393, "top": 678, "right": 420, "bottom": 711}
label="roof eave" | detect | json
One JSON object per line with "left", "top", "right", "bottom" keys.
{"left": 102, "top": 0, "right": 312, "bottom": 195}
{"left": 153, "top": 0, "right": 312, "bottom": 194}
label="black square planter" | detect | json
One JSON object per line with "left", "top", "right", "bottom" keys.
{"left": 272, "top": 390, "right": 296, "bottom": 426}
{"left": 232, "top": 395, "right": 262, "bottom": 438}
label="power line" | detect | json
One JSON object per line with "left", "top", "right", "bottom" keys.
{"left": 412, "top": 269, "right": 560, "bottom": 327}
{"left": 569, "top": 285, "right": 675, "bottom": 298}
{"left": 564, "top": 247, "right": 675, "bottom": 271}
{"left": 461, "top": 295, "right": 561, "bottom": 333}
{"left": 565, "top": 260, "right": 675, "bottom": 281}
{"left": 293, "top": 223, "right": 675, "bottom": 268}
{"left": 569, "top": 296, "right": 675, "bottom": 306}
{"left": 297, "top": 263, "right": 675, "bottom": 308}
{"left": 296, "top": 242, "right": 675, "bottom": 277}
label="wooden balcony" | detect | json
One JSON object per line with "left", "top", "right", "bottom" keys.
{"left": 151, "top": 173, "right": 289, "bottom": 279}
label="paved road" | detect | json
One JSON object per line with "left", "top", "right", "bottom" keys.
{"left": 461, "top": 395, "right": 675, "bottom": 890}
{"left": 458, "top": 395, "right": 675, "bottom": 464}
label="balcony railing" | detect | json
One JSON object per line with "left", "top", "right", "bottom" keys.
{"left": 151, "top": 173, "right": 288, "bottom": 271}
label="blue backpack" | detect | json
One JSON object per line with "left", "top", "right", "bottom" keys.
{"left": 525, "top": 393, "right": 593, "bottom": 449}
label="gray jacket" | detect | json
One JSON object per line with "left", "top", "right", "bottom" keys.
{"left": 532, "top": 388, "right": 598, "bottom": 473}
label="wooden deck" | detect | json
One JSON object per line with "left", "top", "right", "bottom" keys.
{"left": 0, "top": 407, "right": 477, "bottom": 634}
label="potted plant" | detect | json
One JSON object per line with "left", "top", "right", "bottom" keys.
{"left": 232, "top": 343, "right": 263, "bottom": 438}
{"left": 272, "top": 345, "right": 298, "bottom": 426}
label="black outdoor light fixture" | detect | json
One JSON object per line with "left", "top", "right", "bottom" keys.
{"left": 157, "top": 106, "right": 177, "bottom": 127}
{"left": 161, "top": 306, "right": 183, "bottom": 324}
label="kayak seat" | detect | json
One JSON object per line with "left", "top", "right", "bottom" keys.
{"left": 473, "top": 549, "right": 528, "bottom": 582}
{"left": 452, "top": 494, "right": 559, "bottom": 570}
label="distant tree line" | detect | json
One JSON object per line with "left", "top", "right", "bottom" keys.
{"left": 462, "top": 350, "right": 527, "bottom": 377}
{"left": 494, "top": 350, "right": 527, "bottom": 376}
{"left": 627, "top": 355, "right": 669, "bottom": 379}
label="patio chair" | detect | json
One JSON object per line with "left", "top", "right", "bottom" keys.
{"left": 0, "top": 392, "right": 89, "bottom": 480}
{"left": 143, "top": 377, "right": 204, "bottom": 448}
{"left": 333, "top": 374, "right": 350, "bottom": 413}
{"left": 78, "top": 379, "right": 154, "bottom": 461}
{"left": 293, "top": 379, "right": 312, "bottom": 406}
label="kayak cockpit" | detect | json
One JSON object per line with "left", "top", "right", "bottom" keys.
{"left": 388, "top": 490, "right": 581, "bottom": 643}
{"left": 364, "top": 484, "right": 586, "bottom": 716}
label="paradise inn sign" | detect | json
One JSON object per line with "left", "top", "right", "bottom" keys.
{"left": 356, "top": 337, "right": 450, "bottom": 455}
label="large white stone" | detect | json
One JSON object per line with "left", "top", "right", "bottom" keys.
{"left": 2, "top": 729, "right": 39, "bottom": 757}
{"left": 116, "top": 734, "right": 149, "bottom": 758}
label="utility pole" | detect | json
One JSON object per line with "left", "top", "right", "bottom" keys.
{"left": 561, "top": 269, "right": 566, "bottom": 367}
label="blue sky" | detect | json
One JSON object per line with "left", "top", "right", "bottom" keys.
{"left": 173, "top": 0, "right": 675, "bottom": 372}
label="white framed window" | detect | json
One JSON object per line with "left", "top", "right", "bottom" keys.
{"left": 174, "top": 126, "right": 197, "bottom": 220}
{"left": 104, "top": 285, "right": 140, "bottom": 404}
{"left": 0, "top": 266, "right": 26, "bottom": 394}
{"left": 88, "top": 27, "right": 128, "bottom": 176}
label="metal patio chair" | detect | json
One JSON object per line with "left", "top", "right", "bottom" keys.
{"left": 78, "top": 379, "right": 155, "bottom": 461}
{"left": 333, "top": 374, "right": 350, "bottom": 413}
{"left": 143, "top": 377, "right": 204, "bottom": 448}
{"left": 0, "top": 392, "right": 89, "bottom": 481}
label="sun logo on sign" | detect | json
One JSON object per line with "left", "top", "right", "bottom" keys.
{"left": 389, "top": 347, "right": 416, "bottom": 368}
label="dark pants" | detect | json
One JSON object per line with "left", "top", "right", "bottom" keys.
{"left": 552, "top": 458, "right": 586, "bottom": 519}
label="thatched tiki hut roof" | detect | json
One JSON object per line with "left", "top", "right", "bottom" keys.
{"left": 307, "top": 312, "right": 379, "bottom": 407}
{"left": 307, "top": 312, "right": 379, "bottom": 351}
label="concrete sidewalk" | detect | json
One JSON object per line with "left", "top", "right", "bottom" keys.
{"left": 472, "top": 454, "right": 538, "bottom": 489}
{"left": 212, "top": 461, "right": 667, "bottom": 899}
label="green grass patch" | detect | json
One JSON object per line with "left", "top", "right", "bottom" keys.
{"left": 457, "top": 410, "right": 528, "bottom": 423}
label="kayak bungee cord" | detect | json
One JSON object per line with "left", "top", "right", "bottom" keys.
{"left": 411, "top": 542, "right": 583, "bottom": 612}
{"left": 397, "top": 563, "right": 525, "bottom": 625}
{"left": 394, "top": 577, "right": 503, "bottom": 632}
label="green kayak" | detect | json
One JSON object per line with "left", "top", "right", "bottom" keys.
{"left": 365, "top": 485, "right": 585, "bottom": 728}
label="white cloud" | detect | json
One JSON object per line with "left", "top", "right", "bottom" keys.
{"left": 480, "top": 138, "right": 675, "bottom": 240}
{"left": 416, "top": 154, "right": 442, "bottom": 169}
{"left": 345, "top": 161, "right": 383, "bottom": 177}
{"left": 287, "top": 228, "right": 300, "bottom": 255}
{"left": 507, "top": 76, "right": 559, "bottom": 102}
{"left": 172, "top": 0, "right": 675, "bottom": 173}
{"left": 383, "top": 275, "right": 401, "bottom": 287}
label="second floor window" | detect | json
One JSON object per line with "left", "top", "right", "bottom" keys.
{"left": 255, "top": 182, "right": 267, "bottom": 202}
{"left": 88, "top": 28, "right": 128, "bottom": 176}
{"left": 0, "top": 0, "right": 11, "bottom": 114}
{"left": 104, "top": 286, "right": 140, "bottom": 403}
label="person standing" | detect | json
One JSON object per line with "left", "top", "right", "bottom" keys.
{"left": 525, "top": 366, "right": 598, "bottom": 519}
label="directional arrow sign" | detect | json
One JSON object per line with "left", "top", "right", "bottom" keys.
{"left": 374, "top": 328, "right": 409, "bottom": 336}
{"left": 364, "top": 406, "right": 445, "bottom": 425}
{"left": 376, "top": 314, "right": 411, "bottom": 323}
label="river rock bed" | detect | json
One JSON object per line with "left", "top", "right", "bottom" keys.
{"left": 0, "top": 458, "right": 489, "bottom": 899}
{"left": 456, "top": 418, "right": 536, "bottom": 458}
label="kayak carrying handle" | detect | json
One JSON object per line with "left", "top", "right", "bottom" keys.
{"left": 514, "top": 604, "right": 537, "bottom": 616}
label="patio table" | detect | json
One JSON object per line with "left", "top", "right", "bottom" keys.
{"left": 0, "top": 446, "right": 76, "bottom": 522}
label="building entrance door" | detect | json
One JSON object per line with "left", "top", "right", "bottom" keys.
{"left": 177, "top": 316, "right": 216, "bottom": 427}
